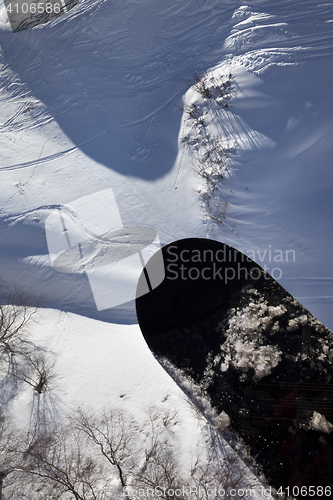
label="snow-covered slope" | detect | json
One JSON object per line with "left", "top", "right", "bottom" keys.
{"left": 0, "top": 0, "right": 333, "bottom": 493}
{"left": 0, "top": 0, "right": 333, "bottom": 328}
{"left": 178, "top": 2, "right": 333, "bottom": 329}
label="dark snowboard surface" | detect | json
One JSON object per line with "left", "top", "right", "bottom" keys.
{"left": 136, "top": 238, "right": 333, "bottom": 493}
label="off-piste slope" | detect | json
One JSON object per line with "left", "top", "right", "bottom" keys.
{"left": 177, "top": 2, "right": 333, "bottom": 329}
{"left": 0, "top": 0, "right": 333, "bottom": 327}
{"left": 0, "top": 1, "right": 332, "bottom": 497}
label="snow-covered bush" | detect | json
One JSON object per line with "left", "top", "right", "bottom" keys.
{"left": 179, "top": 69, "right": 235, "bottom": 224}
{"left": 188, "top": 70, "right": 232, "bottom": 106}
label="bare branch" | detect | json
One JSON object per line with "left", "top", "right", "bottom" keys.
{"left": 10, "top": 351, "right": 55, "bottom": 394}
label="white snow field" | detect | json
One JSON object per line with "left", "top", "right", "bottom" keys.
{"left": 0, "top": 0, "right": 333, "bottom": 494}
{"left": 0, "top": 0, "right": 332, "bottom": 326}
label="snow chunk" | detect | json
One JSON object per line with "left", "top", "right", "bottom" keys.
{"left": 308, "top": 411, "right": 333, "bottom": 434}
{"left": 228, "top": 340, "right": 281, "bottom": 379}
{"left": 219, "top": 289, "right": 283, "bottom": 379}
{"left": 216, "top": 411, "right": 231, "bottom": 430}
{"left": 268, "top": 305, "right": 286, "bottom": 317}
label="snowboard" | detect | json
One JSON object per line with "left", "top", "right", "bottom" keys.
{"left": 136, "top": 238, "right": 333, "bottom": 494}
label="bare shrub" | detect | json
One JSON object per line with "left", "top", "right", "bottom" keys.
{"left": 188, "top": 71, "right": 213, "bottom": 99}
{"left": 129, "top": 407, "right": 186, "bottom": 499}
{"left": 192, "top": 137, "right": 233, "bottom": 210}
{"left": 180, "top": 69, "right": 235, "bottom": 224}
{"left": 190, "top": 430, "right": 240, "bottom": 498}
{"left": 0, "top": 295, "right": 37, "bottom": 356}
{"left": 72, "top": 407, "right": 139, "bottom": 490}
{"left": 188, "top": 71, "right": 233, "bottom": 105}
{"left": 132, "top": 440, "right": 185, "bottom": 499}
{"left": 0, "top": 412, "right": 18, "bottom": 500}
{"left": 204, "top": 200, "right": 228, "bottom": 224}
{"left": 176, "top": 103, "right": 201, "bottom": 120}
{"left": 0, "top": 291, "right": 55, "bottom": 396}
{"left": 10, "top": 351, "right": 55, "bottom": 394}
{"left": 10, "top": 404, "right": 259, "bottom": 500}
{"left": 212, "top": 73, "right": 232, "bottom": 107}
{"left": 18, "top": 425, "right": 107, "bottom": 500}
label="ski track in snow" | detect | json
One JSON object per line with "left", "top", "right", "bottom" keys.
{"left": 0, "top": 132, "right": 105, "bottom": 171}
